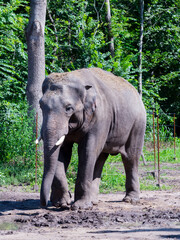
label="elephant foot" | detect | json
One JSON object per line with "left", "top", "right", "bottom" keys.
{"left": 92, "top": 199, "right": 98, "bottom": 205}
{"left": 71, "top": 199, "right": 93, "bottom": 211}
{"left": 52, "top": 200, "right": 71, "bottom": 209}
{"left": 123, "top": 193, "right": 140, "bottom": 204}
{"left": 51, "top": 191, "right": 72, "bottom": 209}
{"left": 91, "top": 194, "right": 99, "bottom": 205}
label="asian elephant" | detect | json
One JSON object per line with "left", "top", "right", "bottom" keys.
{"left": 39, "top": 68, "right": 146, "bottom": 210}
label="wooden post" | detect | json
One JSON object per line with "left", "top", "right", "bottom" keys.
{"left": 174, "top": 113, "right": 176, "bottom": 160}
{"left": 34, "top": 112, "right": 39, "bottom": 191}
{"left": 153, "top": 110, "right": 156, "bottom": 176}
{"left": 157, "top": 115, "right": 160, "bottom": 188}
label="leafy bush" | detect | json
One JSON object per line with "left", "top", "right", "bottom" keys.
{"left": 0, "top": 170, "right": 6, "bottom": 185}
{"left": 0, "top": 162, "right": 43, "bottom": 186}
{"left": 0, "top": 0, "right": 28, "bottom": 103}
{"left": 0, "top": 101, "right": 38, "bottom": 166}
{"left": 0, "top": 101, "right": 43, "bottom": 186}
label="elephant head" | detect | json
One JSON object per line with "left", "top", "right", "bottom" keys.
{"left": 39, "top": 73, "right": 96, "bottom": 206}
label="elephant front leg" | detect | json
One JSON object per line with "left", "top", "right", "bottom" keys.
{"left": 50, "top": 164, "right": 71, "bottom": 209}
{"left": 72, "top": 137, "right": 99, "bottom": 210}
{"left": 50, "top": 143, "right": 73, "bottom": 208}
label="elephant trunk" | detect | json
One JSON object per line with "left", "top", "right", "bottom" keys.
{"left": 40, "top": 134, "right": 65, "bottom": 207}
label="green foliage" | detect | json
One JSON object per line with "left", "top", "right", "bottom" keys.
{"left": 1, "top": 0, "right": 179, "bottom": 119}
{"left": 0, "top": 162, "right": 43, "bottom": 186}
{"left": 0, "top": 101, "right": 43, "bottom": 187}
{"left": 0, "top": 0, "right": 28, "bottom": 103}
{"left": 45, "top": 0, "right": 134, "bottom": 77}
{"left": 0, "top": 101, "right": 36, "bottom": 163}
{"left": 142, "top": 0, "right": 180, "bottom": 115}
{"left": 145, "top": 111, "right": 174, "bottom": 144}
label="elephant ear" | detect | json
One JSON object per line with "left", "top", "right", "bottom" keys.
{"left": 84, "top": 85, "right": 97, "bottom": 115}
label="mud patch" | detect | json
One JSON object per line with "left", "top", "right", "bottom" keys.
{"left": 13, "top": 207, "right": 180, "bottom": 231}
{"left": 1, "top": 161, "right": 180, "bottom": 240}
{"left": 0, "top": 190, "right": 180, "bottom": 240}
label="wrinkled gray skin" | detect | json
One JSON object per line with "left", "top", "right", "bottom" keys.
{"left": 40, "top": 68, "right": 146, "bottom": 210}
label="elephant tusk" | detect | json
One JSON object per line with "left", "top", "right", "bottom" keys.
{"left": 55, "top": 135, "right": 65, "bottom": 146}
{"left": 35, "top": 136, "right": 42, "bottom": 144}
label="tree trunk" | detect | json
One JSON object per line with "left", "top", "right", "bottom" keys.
{"left": 138, "top": 0, "right": 144, "bottom": 98}
{"left": 105, "top": 0, "right": 114, "bottom": 57}
{"left": 26, "top": 0, "right": 47, "bottom": 129}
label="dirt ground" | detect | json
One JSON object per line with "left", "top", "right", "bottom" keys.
{"left": 0, "top": 162, "right": 180, "bottom": 240}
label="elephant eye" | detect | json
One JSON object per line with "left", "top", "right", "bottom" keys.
{"left": 65, "top": 105, "right": 74, "bottom": 114}
{"left": 50, "top": 85, "right": 59, "bottom": 91}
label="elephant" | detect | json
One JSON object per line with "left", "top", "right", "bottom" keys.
{"left": 39, "top": 68, "right": 146, "bottom": 210}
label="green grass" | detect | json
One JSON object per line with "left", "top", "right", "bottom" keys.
{"left": 0, "top": 161, "right": 43, "bottom": 189}
{"left": 0, "top": 140, "right": 179, "bottom": 193}
{"left": 144, "top": 138, "right": 180, "bottom": 163}
{"left": 0, "top": 222, "right": 19, "bottom": 231}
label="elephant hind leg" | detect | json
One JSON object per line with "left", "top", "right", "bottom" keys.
{"left": 91, "top": 153, "right": 109, "bottom": 205}
{"left": 122, "top": 121, "right": 145, "bottom": 203}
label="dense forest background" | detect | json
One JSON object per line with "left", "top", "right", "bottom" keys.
{"left": 0, "top": 0, "right": 179, "bottom": 162}
{"left": 0, "top": 0, "right": 179, "bottom": 114}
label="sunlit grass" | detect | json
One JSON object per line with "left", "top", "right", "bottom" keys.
{"left": 0, "top": 140, "right": 179, "bottom": 193}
